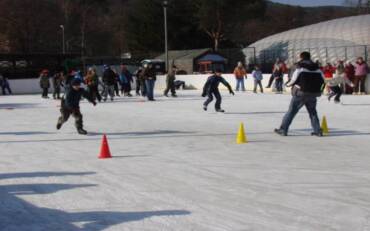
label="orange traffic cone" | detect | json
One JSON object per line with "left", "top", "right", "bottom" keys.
{"left": 99, "top": 134, "right": 112, "bottom": 159}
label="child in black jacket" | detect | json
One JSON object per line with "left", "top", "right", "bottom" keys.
{"left": 56, "top": 78, "right": 96, "bottom": 135}
{"left": 202, "top": 70, "right": 234, "bottom": 112}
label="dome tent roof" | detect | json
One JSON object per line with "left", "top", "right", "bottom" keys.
{"left": 244, "top": 14, "right": 370, "bottom": 64}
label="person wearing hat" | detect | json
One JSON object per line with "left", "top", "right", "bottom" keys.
{"left": 102, "top": 65, "right": 116, "bottom": 101}
{"left": 202, "top": 69, "right": 234, "bottom": 112}
{"left": 164, "top": 65, "right": 178, "bottom": 97}
{"left": 56, "top": 78, "right": 96, "bottom": 135}
{"left": 39, "top": 69, "right": 50, "bottom": 98}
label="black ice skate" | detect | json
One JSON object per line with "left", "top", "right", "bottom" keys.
{"left": 216, "top": 109, "right": 225, "bottom": 113}
{"left": 77, "top": 128, "right": 88, "bottom": 135}
{"left": 274, "top": 128, "right": 287, "bottom": 136}
{"left": 56, "top": 122, "right": 62, "bottom": 130}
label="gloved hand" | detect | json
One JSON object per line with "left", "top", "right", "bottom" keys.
{"left": 93, "top": 101, "right": 97, "bottom": 106}
{"left": 201, "top": 93, "right": 206, "bottom": 97}
{"left": 230, "top": 91, "right": 235, "bottom": 96}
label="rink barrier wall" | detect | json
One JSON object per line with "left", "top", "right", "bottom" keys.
{"left": 6, "top": 74, "right": 370, "bottom": 94}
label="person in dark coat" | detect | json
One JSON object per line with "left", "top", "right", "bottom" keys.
{"left": 275, "top": 51, "right": 325, "bottom": 137}
{"left": 164, "top": 65, "right": 178, "bottom": 97}
{"left": 0, "top": 73, "right": 12, "bottom": 95}
{"left": 39, "top": 69, "right": 50, "bottom": 98}
{"left": 119, "top": 65, "right": 133, "bottom": 97}
{"left": 102, "top": 65, "right": 116, "bottom": 101}
{"left": 142, "top": 63, "right": 156, "bottom": 101}
{"left": 202, "top": 69, "right": 234, "bottom": 112}
{"left": 56, "top": 78, "right": 96, "bottom": 135}
{"left": 134, "top": 67, "right": 144, "bottom": 96}
{"left": 52, "top": 71, "right": 64, "bottom": 99}
{"left": 85, "top": 67, "right": 102, "bottom": 102}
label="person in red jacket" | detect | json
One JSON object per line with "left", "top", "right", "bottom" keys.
{"left": 322, "top": 63, "right": 336, "bottom": 94}
{"left": 323, "top": 63, "right": 335, "bottom": 78}
{"left": 344, "top": 61, "right": 355, "bottom": 94}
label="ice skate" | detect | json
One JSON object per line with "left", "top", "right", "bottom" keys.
{"left": 77, "top": 128, "right": 87, "bottom": 135}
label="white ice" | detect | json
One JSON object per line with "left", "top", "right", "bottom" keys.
{"left": 1, "top": 90, "right": 370, "bottom": 231}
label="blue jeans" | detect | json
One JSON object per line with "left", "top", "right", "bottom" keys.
{"left": 275, "top": 77, "right": 283, "bottom": 92}
{"left": 235, "top": 78, "right": 245, "bottom": 91}
{"left": 145, "top": 79, "right": 156, "bottom": 100}
{"left": 280, "top": 95, "right": 321, "bottom": 134}
{"left": 203, "top": 90, "right": 222, "bottom": 110}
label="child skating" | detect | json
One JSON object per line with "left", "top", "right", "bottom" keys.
{"left": 56, "top": 78, "right": 96, "bottom": 135}
{"left": 202, "top": 69, "right": 234, "bottom": 113}
{"left": 326, "top": 73, "right": 354, "bottom": 104}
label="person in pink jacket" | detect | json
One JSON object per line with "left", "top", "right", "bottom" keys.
{"left": 353, "top": 57, "right": 369, "bottom": 95}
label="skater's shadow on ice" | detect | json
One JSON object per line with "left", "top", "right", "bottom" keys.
{"left": 225, "top": 111, "right": 285, "bottom": 115}
{"left": 292, "top": 128, "right": 370, "bottom": 137}
{"left": 341, "top": 103, "right": 370, "bottom": 106}
{"left": 0, "top": 171, "right": 96, "bottom": 180}
{"left": 88, "top": 130, "right": 195, "bottom": 137}
{"left": 113, "top": 155, "right": 152, "bottom": 158}
{"left": 0, "top": 131, "right": 55, "bottom": 136}
{"left": 0, "top": 103, "right": 39, "bottom": 109}
{"left": 0, "top": 171, "right": 190, "bottom": 231}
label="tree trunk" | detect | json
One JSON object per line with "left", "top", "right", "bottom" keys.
{"left": 214, "top": 37, "right": 219, "bottom": 51}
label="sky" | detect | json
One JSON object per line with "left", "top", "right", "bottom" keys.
{"left": 271, "top": 0, "right": 345, "bottom": 7}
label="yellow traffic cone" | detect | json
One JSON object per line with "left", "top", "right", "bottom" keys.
{"left": 236, "top": 123, "right": 248, "bottom": 144}
{"left": 321, "top": 116, "right": 329, "bottom": 135}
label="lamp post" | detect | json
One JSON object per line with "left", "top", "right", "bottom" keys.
{"left": 60, "top": 25, "right": 65, "bottom": 54}
{"left": 163, "top": 1, "right": 169, "bottom": 73}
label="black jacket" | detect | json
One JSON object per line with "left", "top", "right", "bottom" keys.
{"left": 143, "top": 68, "right": 156, "bottom": 81}
{"left": 289, "top": 60, "right": 325, "bottom": 97}
{"left": 63, "top": 86, "right": 95, "bottom": 109}
{"left": 202, "top": 75, "right": 233, "bottom": 95}
{"left": 102, "top": 69, "right": 116, "bottom": 85}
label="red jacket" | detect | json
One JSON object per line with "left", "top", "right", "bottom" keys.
{"left": 323, "top": 65, "right": 335, "bottom": 78}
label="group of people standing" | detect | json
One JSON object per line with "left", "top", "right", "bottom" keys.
{"left": 321, "top": 57, "right": 369, "bottom": 102}
{"left": 38, "top": 63, "right": 168, "bottom": 102}
{"left": 232, "top": 56, "right": 369, "bottom": 104}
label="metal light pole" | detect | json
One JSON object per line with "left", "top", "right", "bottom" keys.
{"left": 60, "top": 25, "right": 65, "bottom": 54}
{"left": 163, "top": 1, "right": 169, "bottom": 73}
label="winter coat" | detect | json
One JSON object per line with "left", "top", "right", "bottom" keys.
{"left": 85, "top": 73, "right": 99, "bottom": 86}
{"left": 233, "top": 67, "right": 246, "bottom": 79}
{"left": 252, "top": 70, "right": 263, "bottom": 81}
{"left": 326, "top": 75, "right": 353, "bottom": 87}
{"left": 323, "top": 65, "right": 335, "bottom": 78}
{"left": 354, "top": 62, "right": 368, "bottom": 76}
{"left": 272, "top": 63, "right": 284, "bottom": 78}
{"left": 102, "top": 69, "right": 116, "bottom": 86}
{"left": 120, "top": 70, "right": 133, "bottom": 84}
{"left": 345, "top": 64, "right": 355, "bottom": 79}
{"left": 202, "top": 75, "right": 233, "bottom": 95}
{"left": 166, "top": 70, "right": 176, "bottom": 81}
{"left": 288, "top": 60, "right": 325, "bottom": 97}
{"left": 52, "top": 73, "right": 64, "bottom": 88}
{"left": 39, "top": 75, "right": 50, "bottom": 88}
{"left": 142, "top": 68, "right": 156, "bottom": 81}
{"left": 63, "top": 86, "right": 94, "bottom": 109}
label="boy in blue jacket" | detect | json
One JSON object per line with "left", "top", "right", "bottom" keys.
{"left": 202, "top": 69, "right": 234, "bottom": 112}
{"left": 56, "top": 79, "right": 96, "bottom": 135}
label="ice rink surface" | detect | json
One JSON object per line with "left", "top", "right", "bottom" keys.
{"left": 1, "top": 90, "right": 370, "bottom": 231}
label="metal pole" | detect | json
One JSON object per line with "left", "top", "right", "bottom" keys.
{"left": 163, "top": 1, "right": 169, "bottom": 73}
{"left": 60, "top": 25, "right": 65, "bottom": 54}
